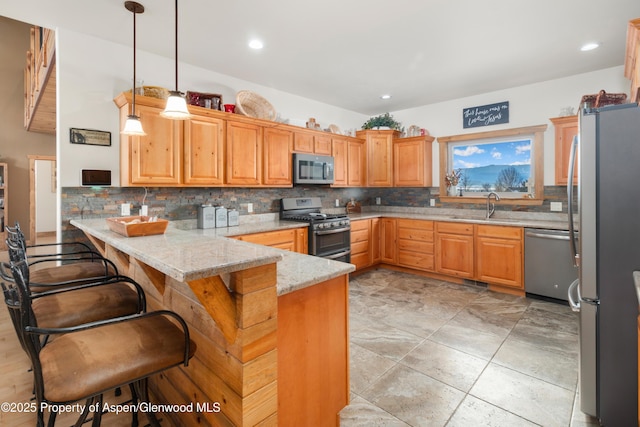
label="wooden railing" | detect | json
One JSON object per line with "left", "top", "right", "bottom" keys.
{"left": 24, "top": 26, "right": 56, "bottom": 134}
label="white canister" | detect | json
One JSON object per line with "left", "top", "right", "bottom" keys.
{"left": 227, "top": 209, "right": 239, "bottom": 227}
{"left": 197, "top": 205, "right": 216, "bottom": 229}
{"left": 215, "top": 206, "right": 228, "bottom": 228}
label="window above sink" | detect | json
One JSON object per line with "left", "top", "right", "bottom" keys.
{"left": 437, "top": 124, "right": 547, "bottom": 205}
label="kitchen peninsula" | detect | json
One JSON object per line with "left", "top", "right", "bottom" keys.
{"left": 70, "top": 218, "right": 354, "bottom": 426}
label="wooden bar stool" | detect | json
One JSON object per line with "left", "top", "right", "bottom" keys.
{"left": 3, "top": 258, "right": 196, "bottom": 427}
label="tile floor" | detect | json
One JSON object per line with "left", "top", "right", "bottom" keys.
{"left": 340, "top": 269, "right": 600, "bottom": 427}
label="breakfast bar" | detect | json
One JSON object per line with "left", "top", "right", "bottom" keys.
{"left": 70, "top": 219, "right": 355, "bottom": 426}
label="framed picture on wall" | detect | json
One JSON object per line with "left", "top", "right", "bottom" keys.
{"left": 69, "top": 128, "right": 112, "bottom": 146}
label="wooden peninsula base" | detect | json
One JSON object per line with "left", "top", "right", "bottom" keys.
{"left": 72, "top": 220, "right": 351, "bottom": 427}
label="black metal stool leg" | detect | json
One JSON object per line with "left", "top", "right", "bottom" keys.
{"left": 134, "top": 379, "right": 161, "bottom": 427}
{"left": 73, "top": 397, "right": 93, "bottom": 427}
{"left": 129, "top": 382, "right": 140, "bottom": 427}
{"left": 91, "top": 394, "right": 104, "bottom": 427}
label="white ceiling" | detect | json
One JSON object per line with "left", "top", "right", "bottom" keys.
{"left": 3, "top": 0, "right": 640, "bottom": 115}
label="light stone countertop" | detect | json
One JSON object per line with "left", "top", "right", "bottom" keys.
{"left": 345, "top": 206, "right": 572, "bottom": 230}
{"left": 70, "top": 218, "right": 355, "bottom": 295}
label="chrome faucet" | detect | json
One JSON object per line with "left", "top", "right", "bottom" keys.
{"left": 486, "top": 192, "right": 500, "bottom": 219}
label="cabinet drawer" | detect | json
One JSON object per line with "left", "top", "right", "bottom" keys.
{"left": 351, "top": 227, "right": 369, "bottom": 244}
{"left": 436, "top": 221, "right": 473, "bottom": 235}
{"left": 350, "top": 219, "right": 370, "bottom": 231}
{"left": 397, "top": 228, "right": 434, "bottom": 243}
{"left": 398, "top": 252, "right": 434, "bottom": 271}
{"left": 476, "top": 225, "right": 522, "bottom": 239}
{"left": 397, "top": 240, "right": 433, "bottom": 254}
{"left": 397, "top": 219, "right": 433, "bottom": 231}
{"left": 352, "top": 240, "right": 369, "bottom": 255}
{"left": 351, "top": 252, "right": 371, "bottom": 270}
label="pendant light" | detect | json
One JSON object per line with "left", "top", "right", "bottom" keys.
{"left": 161, "top": 0, "right": 191, "bottom": 119}
{"left": 122, "top": 1, "right": 146, "bottom": 135}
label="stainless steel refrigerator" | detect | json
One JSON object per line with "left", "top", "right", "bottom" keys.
{"left": 568, "top": 102, "right": 640, "bottom": 426}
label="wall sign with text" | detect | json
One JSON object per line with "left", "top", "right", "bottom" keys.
{"left": 463, "top": 101, "right": 509, "bottom": 129}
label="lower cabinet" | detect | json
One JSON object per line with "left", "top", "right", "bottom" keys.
{"left": 435, "top": 222, "right": 474, "bottom": 279}
{"left": 232, "top": 228, "right": 308, "bottom": 254}
{"left": 352, "top": 219, "right": 524, "bottom": 292}
{"left": 397, "top": 219, "right": 434, "bottom": 271}
{"left": 475, "top": 225, "right": 523, "bottom": 289}
{"left": 380, "top": 218, "right": 397, "bottom": 264}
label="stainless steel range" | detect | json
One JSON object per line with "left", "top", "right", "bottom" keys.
{"left": 280, "top": 197, "right": 351, "bottom": 263}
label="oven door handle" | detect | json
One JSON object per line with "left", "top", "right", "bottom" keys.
{"left": 315, "top": 226, "right": 351, "bottom": 235}
{"left": 324, "top": 249, "right": 351, "bottom": 260}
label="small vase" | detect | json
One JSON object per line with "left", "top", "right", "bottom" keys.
{"left": 448, "top": 185, "right": 458, "bottom": 196}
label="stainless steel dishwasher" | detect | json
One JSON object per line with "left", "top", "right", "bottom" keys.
{"left": 524, "top": 228, "right": 578, "bottom": 302}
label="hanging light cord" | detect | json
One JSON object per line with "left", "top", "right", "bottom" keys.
{"left": 173, "top": 0, "right": 179, "bottom": 93}
{"left": 132, "top": 5, "right": 138, "bottom": 114}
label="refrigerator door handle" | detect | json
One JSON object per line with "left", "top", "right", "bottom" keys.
{"left": 567, "top": 135, "right": 579, "bottom": 267}
{"left": 568, "top": 278, "right": 581, "bottom": 312}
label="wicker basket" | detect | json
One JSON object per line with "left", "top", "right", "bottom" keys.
{"left": 142, "top": 86, "right": 169, "bottom": 99}
{"left": 581, "top": 90, "right": 627, "bottom": 108}
{"left": 235, "top": 90, "right": 276, "bottom": 121}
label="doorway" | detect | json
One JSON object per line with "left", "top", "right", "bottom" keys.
{"left": 28, "top": 155, "right": 56, "bottom": 246}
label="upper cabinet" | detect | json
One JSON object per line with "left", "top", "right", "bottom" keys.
{"left": 115, "top": 93, "right": 294, "bottom": 187}
{"left": 115, "top": 92, "right": 432, "bottom": 189}
{"left": 24, "top": 26, "right": 56, "bottom": 134}
{"left": 118, "top": 99, "right": 183, "bottom": 186}
{"left": 394, "top": 136, "right": 434, "bottom": 187}
{"left": 357, "top": 130, "right": 399, "bottom": 187}
{"left": 293, "top": 130, "right": 332, "bottom": 155}
{"left": 625, "top": 18, "right": 640, "bottom": 102}
{"left": 550, "top": 115, "right": 578, "bottom": 186}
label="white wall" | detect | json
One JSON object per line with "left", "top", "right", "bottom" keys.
{"left": 390, "top": 66, "right": 628, "bottom": 185}
{"left": 35, "top": 160, "right": 56, "bottom": 232}
{"left": 56, "top": 26, "right": 629, "bottom": 189}
{"left": 56, "top": 28, "right": 369, "bottom": 187}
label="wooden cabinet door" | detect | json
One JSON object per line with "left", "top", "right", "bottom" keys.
{"left": 380, "top": 218, "right": 397, "bottom": 264}
{"left": 293, "top": 131, "right": 314, "bottom": 153}
{"left": 183, "top": 115, "right": 224, "bottom": 185}
{"left": 365, "top": 132, "right": 394, "bottom": 187}
{"left": 475, "top": 225, "right": 523, "bottom": 288}
{"left": 551, "top": 115, "right": 578, "bottom": 186}
{"left": 263, "top": 127, "right": 293, "bottom": 186}
{"left": 314, "top": 135, "right": 332, "bottom": 155}
{"left": 370, "top": 218, "right": 381, "bottom": 264}
{"left": 394, "top": 136, "right": 433, "bottom": 187}
{"left": 226, "top": 121, "right": 262, "bottom": 186}
{"left": 129, "top": 104, "right": 182, "bottom": 185}
{"left": 331, "top": 137, "right": 348, "bottom": 187}
{"left": 347, "top": 139, "right": 367, "bottom": 187}
{"left": 435, "top": 222, "right": 474, "bottom": 278}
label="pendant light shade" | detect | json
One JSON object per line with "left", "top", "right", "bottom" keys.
{"left": 122, "top": 115, "right": 146, "bottom": 135}
{"left": 122, "top": 1, "right": 146, "bottom": 136}
{"left": 161, "top": 0, "right": 191, "bottom": 119}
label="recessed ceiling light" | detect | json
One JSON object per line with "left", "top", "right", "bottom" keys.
{"left": 580, "top": 42, "right": 600, "bottom": 52}
{"left": 249, "top": 39, "right": 264, "bottom": 50}
{"left": 380, "top": 94, "right": 392, "bottom": 100}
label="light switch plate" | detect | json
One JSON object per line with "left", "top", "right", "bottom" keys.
{"left": 121, "top": 203, "right": 131, "bottom": 216}
{"left": 550, "top": 201, "right": 563, "bottom": 212}
{"left": 247, "top": 203, "right": 253, "bottom": 213}
{"left": 430, "top": 199, "right": 436, "bottom": 207}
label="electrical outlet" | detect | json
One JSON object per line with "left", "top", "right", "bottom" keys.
{"left": 430, "top": 199, "right": 436, "bottom": 207}
{"left": 140, "top": 205, "right": 148, "bottom": 216}
{"left": 247, "top": 203, "right": 253, "bottom": 213}
{"left": 335, "top": 199, "right": 340, "bottom": 207}
{"left": 121, "top": 203, "right": 131, "bottom": 216}
{"left": 375, "top": 197, "right": 381, "bottom": 205}
{"left": 550, "top": 201, "right": 563, "bottom": 212}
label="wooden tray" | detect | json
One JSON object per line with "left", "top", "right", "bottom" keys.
{"left": 106, "top": 216, "right": 169, "bottom": 237}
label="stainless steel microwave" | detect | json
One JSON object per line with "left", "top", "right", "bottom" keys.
{"left": 293, "top": 153, "right": 334, "bottom": 185}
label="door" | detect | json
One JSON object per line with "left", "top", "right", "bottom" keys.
{"left": 226, "top": 121, "right": 262, "bottom": 186}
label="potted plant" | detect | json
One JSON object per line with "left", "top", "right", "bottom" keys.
{"left": 361, "top": 112, "right": 403, "bottom": 132}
